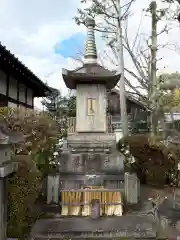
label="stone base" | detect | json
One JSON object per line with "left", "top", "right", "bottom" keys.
{"left": 67, "top": 133, "right": 116, "bottom": 140}
{"left": 58, "top": 132, "right": 124, "bottom": 175}
{"left": 58, "top": 132, "right": 124, "bottom": 196}
{"left": 59, "top": 133, "right": 124, "bottom": 175}
{"left": 67, "top": 133, "right": 116, "bottom": 150}
{"left": 59, "top": 150, "right": 124, "bottom": 174}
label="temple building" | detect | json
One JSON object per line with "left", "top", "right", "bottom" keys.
{"left": 0, "top": 43, "right": 50, "bottom": 109}
{"left": 108, "top": 88, "right": 147, "bottom": 140}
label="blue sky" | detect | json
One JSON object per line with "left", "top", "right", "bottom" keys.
{"left": 54, "top": 32, "right": 85, "bottom": 58}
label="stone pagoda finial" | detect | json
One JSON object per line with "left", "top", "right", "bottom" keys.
{"left": 84, "top": 17, "right": 97, "bottom": 64}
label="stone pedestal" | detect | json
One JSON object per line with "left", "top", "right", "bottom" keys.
{"left": 59, "top": 133, "right": 124, "bottom": 175}
{"left": 57, "top": 133, "right": 125, "bottom": 217}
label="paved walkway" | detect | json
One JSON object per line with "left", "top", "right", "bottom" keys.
{"left": 29, "top": 191, "right": 180, "bottom": 239}
{"left": 30, "top": 216, "right": 157, "bottom": 239}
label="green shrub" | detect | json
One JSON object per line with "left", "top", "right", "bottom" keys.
{"left": 0, "top": 107, "right": 59, "bottom": 175}
{"left": 0, "top": 107, "right": 60, "bottom": 238}
{"left": 117, "top": 134, "right": 180, "bottom": 187}
{"left": 7, "top": 155, "right": 42, "bottom": 239}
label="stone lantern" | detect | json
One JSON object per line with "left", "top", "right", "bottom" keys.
{"left": 0, "top": 125, "right": 24, "bottom": 240}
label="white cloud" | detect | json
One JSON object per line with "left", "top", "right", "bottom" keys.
{"left": 126, "top": 0, "right": 180, "bottom": 74}
{"left": 0, "top": 0, "right": 180, "bottom": 109}
{"left": 100, "top": 0, "right": 180, "bottom": 90}
{"left": 0, "top": 0, "right": 85, "bottom": 109}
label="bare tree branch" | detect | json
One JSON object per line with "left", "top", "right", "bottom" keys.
{"left": 74, "top": 0, "right": 178, "bottom": 104}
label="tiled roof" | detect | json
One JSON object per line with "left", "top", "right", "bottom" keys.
{"left": 0, "top": 42, "right": 51, "bottom": 97}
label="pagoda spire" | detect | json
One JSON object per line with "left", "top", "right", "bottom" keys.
{"left": 84, "top": 17, "right": 97, "bottom": 64}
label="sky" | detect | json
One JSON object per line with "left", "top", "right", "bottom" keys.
{"left": 0, "top": 0, "right": 180, "bottom": 108}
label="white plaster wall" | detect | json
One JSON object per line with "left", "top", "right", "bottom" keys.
{"left": 9, "top": 76, "right": 17, "bottom": 99}
{"left": 114, "top": 129, "right": 123, "bottom": 142}
{"left": 164, "top": 112, "right": 180, "bottom": 121}
{"left": 76, "top": 84, "right": 106, "bottom": 132}
{"left": 19, "top": 83, "right": 26, "bottom": 103}
{"left": 0, "top": 70, "right": 6, "bottom": 95}
{"left": 0, "top": 71, "right": 34, "bottom": 107}
{"left": 27, "top": 88, "right": 33, "bottom": 106}
{"left": 8, "top": 101, "right": 17, "bottom": 108}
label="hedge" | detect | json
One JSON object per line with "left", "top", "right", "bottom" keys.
{"left": 7, "top": 156, "right": 42, "bottom": 239}
{"left": 0, "top": 107, "right": 60, "bottom": 239}
{"left": 117, "top": 134, "right": 180, "bottom": 187}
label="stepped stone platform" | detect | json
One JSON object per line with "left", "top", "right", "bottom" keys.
{"left": 30, "top": 216, "right": 157, "bottom": 239}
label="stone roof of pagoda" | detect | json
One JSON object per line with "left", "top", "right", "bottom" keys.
{"left": 62, "top": 18, "right": 120, "bottom": 90}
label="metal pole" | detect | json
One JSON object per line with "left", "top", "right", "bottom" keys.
{"left": 116, "top": 0, "right": 129, "bottom": 137}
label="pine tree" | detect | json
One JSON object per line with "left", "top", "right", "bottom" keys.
{"left": 42, "top": 87, "right": 61, "bottom": 114}
{"left": 42, "top": 87, "right": 76, "bottom": 118}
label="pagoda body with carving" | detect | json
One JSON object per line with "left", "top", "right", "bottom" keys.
{"left": 59, "top": 18, "right": 124, "bottom": 217}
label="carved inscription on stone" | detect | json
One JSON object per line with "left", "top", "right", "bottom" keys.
{"left": 71, "top": 155, "right": 84, "bottom": 173}
{"left": 59, "top": 153, "right": 69, "bottom": 172}
{"left": 87, "top": 98, "right": 96, "bottom": 115}
{"left": 103, "top": 154, "right": 110, "bottom": 169}
{"left": 84, "top": 153, "right": 102, "bottom": 173}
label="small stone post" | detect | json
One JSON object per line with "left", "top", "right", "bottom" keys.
{"left": 47, "top": 174, "right": 60, "bottom": 204}
{"left": 147, "top": 196, "right": 169, "bottom": 239}
{"left": 124, "top": 172, "right": 139, "bottom": 204}
{"left": 0, "top": 125, "right": 24, "bottom": 240}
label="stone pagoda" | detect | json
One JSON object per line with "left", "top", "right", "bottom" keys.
{"left": 30, "top": 18, "right": 156, "bottom": 240}
{"left": 59, "top": 17, "right": 124, "bottom": 217}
